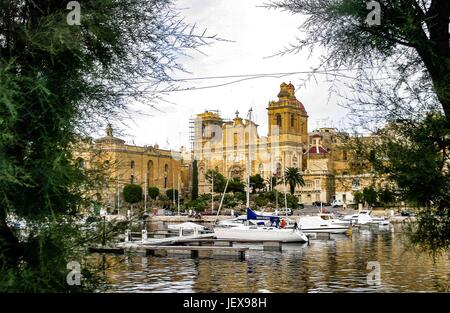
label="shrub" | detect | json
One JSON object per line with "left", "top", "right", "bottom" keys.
{"left": 123, "top": 184, "right": 143, "bottom": 204}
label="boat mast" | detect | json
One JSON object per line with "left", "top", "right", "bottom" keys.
{"left": 246, "top": 108, "right": 252, "bottom": 208}
{"left": 177, "top": 172, "right": 181, "bottom": 216}
{"left": 283, "top": 175, "right": 288, "bottom": 218}
{"left": 211, "top": 170, "right": 214, "bottom": 213}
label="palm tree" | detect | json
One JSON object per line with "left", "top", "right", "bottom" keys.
{"left": 284, "top": 167, "right": 305, "bottom": 195}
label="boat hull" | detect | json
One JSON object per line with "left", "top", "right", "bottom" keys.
{"left": 301, "top": 227, "right": 349, "bottom": 234}
{"left": 213, "top": 226, "right": 308, "bottom": 243}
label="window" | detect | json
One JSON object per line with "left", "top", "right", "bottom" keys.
{"left": 290, "top": 114, "right": 295, "bottom": 128}
{"left": 352, "top": 178, "right": 360, "bottom": 190}
{"left": 130, "top": 160, "right": 135, "bottom": 169}
{"left": 164, "top": 164, "right": 169, "bottom": 172}
{"left": 276, "top": 114, "right": 282, "bottom": 127}
{"left": 76, "top": 158, "right": 84, "bottom": 169}
{"left": 305, "top": 180, "right": 313, "bottom": 189}
{"left": 259, "top": 163, "right": 264, "bottom": 176}
{"left": 276, "top": 163, "right": 282, "bottom": 177}
{"left": 315, "top": 179, "right": 321, "bottom": 189}
{"left": 130, "top": 175, "right": 134, "bottom": 184}
{"left": 164, "top": 177, "right": 168, "bottom": 188}
{"left": 147, "top": 160, "right": 154, "bottom": 184}
{"left": 343, "top": 150, "right": 348, "bottom": 161}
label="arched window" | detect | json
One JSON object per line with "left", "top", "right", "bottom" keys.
{"left": 130, "top": 160, "right": 135, "bottom": 169}
{"left": 276, "top": 114, "right": 282, "bottom": 127}
{"left": 290, "top": 114, "right": 295, "bottom": 128}
{"left": 259, "top": 163, "right": 264, "bottom": 176}
{"left": 147, "top": 160, "right": 154, "bottom": 185}
{"left": 276, "top": 162, "right": 282, "bottom": 177}
{"left": 164, "top": 164, "right": 169, "bottom": 172}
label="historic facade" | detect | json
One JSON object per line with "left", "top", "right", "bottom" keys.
{"left": 77, "top": 82, "right": 379, "bottom": 210}
{"left": 192, "top": 82, "right": 308, "bottom": 195}
{"left": 74, "top": 125, "right": 190, "bottom": 213}
{"left": 192, "top": 82, "right": 377, "bottom": 205}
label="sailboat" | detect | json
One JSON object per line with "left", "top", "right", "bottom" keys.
{"left": 213, "top": 108, "right": 308, "bottom": 243}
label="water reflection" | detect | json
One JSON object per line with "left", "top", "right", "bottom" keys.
{"left": 102, "top": 225, "right": 450, "bottom": 293}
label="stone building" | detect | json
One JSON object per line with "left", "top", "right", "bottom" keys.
{"left": 192, "top": 82, "right": 308, "bottom": 195}
{"left": 74, "top": 125, "right": 190, "bottom": 213}
{"left": 192, "top": 82, "right": 379, "bottom": 205}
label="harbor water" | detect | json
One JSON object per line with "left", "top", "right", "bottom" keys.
{"left": 99, "top": 224, "right": 450, "bottom": 292}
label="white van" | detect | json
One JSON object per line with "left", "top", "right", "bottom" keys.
{"left": 331, "top": 199, "right": 343, "bottom": 207}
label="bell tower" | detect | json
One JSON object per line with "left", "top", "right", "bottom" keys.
{"left": 267, "top": 82, "right": 308, "bottom": 177}
{"left": 268, "top": 82, "right": 308, "bottom": 145}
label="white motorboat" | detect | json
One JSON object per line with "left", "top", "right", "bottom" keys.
{"left": 297, "top": 215, "right": 350, "bottom": 234}
{"left": 317, "top": 213, "right": 352, "bottom": 226}
{"left": 167, "top": 222, "right": 206, "bottom": 231}
{"left": 343, "top": 209, "right": 390, "bottom": 226}
{"left": 214, "top": 224, "right": 309, "bottom": 243}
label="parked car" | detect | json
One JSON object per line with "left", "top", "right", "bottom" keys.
{"left": 278, "top": 208, "right": 293, "bottom": 216}
{"left": 312, "top": 201, "right": 331, "bottom": 207}
{"left": 298, "top": 203, "right": 305, "bottom": 209}
{"left": 164, "top": 210, "right": 174, "bottom": 216}
{"left": 331, "top": 199, "right": 343, "bottom": 207}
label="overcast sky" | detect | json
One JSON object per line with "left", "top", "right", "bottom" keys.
{"left": 114, "top": 0, "right": 351, "bottom": 150}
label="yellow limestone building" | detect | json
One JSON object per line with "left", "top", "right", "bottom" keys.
{"left": 193, "top": 82, "right": 309, "bottom": 195}
{"left": 74, "top": 125, "right": 190, "bottom": 213}
{"left": 192, "top": 82, "right": 377, "bottom": 205}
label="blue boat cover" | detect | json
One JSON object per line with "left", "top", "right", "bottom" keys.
{"left": 246, "top": 208, "right": 280, "bottom": 224}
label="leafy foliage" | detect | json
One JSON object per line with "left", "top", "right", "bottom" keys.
{"left": 147, "top": 187, "right": 160, "bottom": 200}
{"left": 250, "top": 174, "right": 265, "bottom": 193}
{"left": 205, "top": 169, "right": 226, "bottom": 193}
{"left": 0, "top": 0, "right": 217, "bottom": 290}
{"left": 123, "top": 184, "right": 143, "bottom": 204}
{"left": 191, "top": 160, "right": 199, "bottom": 200}
{"left": 284, "top": 167, "right": 305, "bottom": 194}
{"left": 166, "top": 188, "right": 179, "bottom": 200}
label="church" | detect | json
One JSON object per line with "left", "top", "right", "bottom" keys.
{"left": 192, "top": 82, "right": 376, "bottom": 205}
{"left": 75, "top": 82, "right": 377, "bottom": 212}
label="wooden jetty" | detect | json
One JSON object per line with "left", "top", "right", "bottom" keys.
{"left": 144, "top": 245, "right": 248, "bottom": 260}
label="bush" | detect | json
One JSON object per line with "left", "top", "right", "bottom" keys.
{"left": 184, "top": 199, "right": 208, "bottom": 211}
{"left": 148, "top": 187, "right": 159, "bottom": 200}
{"left": 166, "top": 188, "right": 179, "bottom": 200}
{"left": 234, "top": 192, "right": 246, "bottom": 202}
{"left": 123, "top": 184, "right": 143, "bottom": 204}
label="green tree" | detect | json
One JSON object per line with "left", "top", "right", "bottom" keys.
{"left": 148, "top": 187, "right": 160, "bottom": 200}
{"left": 250, "top": 174, "right": 265, "bottom": 193}
{"left": 205, "top": 169, "right": 226, "bottom": 193}
{"left": 123, "top": 184, "right": 143, "bottom": 204}
{"left": 267, "top": 0, "right": 450, "bottom": 118}
{"left": 227, "top": 178, "right": 245, "bottom": 193}
{"left": 265, "top": 175, "right": 279, "bottom": 191}
{"left": 268, "top": 0, "right": 450, "bottom": 253}
{"left": 166, "top": 189, "right": 179, "bottom": 201}
{"left": 284, "top": 167, "right": 305, "bottom": 195}
{"left": 362, "top": 186, "right": 378, "bottom": 207}
{"left": 353, "top": 191, "right": 364, "bottom": 204}
{"left": 378, "top": 188, "right": 395, "bottom": 207}
{"left": 191, "top": 160, "right": 199, "bottom": 200}
{"left": 0, "top": 0, "right": 216, "bottom": 290}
